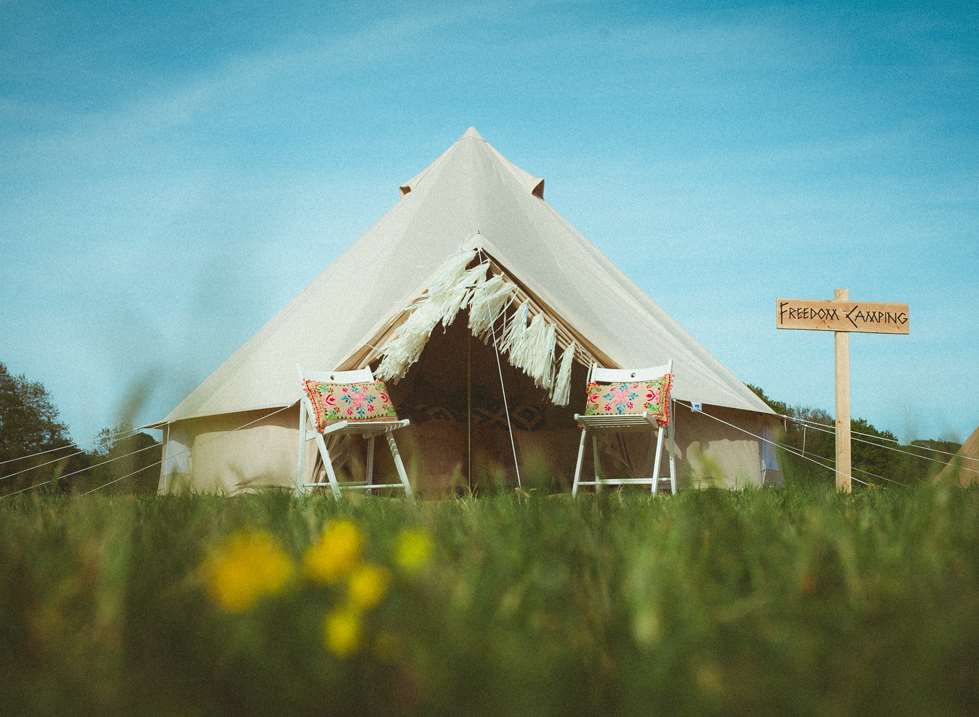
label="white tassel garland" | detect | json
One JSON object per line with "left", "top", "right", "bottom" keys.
{"left": 550, "top": 341, "right": 576, "bottom": 406}
{"left": 505, "top": 311, "right": 556, "bottom": 389}
{"left": 376, "top": 248, "right": 582, "bottom": 404}
{"left": 438, "top": 263, "right": 488, "bottom": 328}
{"left": 468, "top": 274, "right": 514, "bottom": 340}
{"left": 376, "top": 249, "right": 479, "bottom": 381}
{"left": 501, "top": 301, "right": 529, "bottom": 355}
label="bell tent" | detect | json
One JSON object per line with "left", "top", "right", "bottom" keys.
{"left": 153, "top": 128, "right": 781, "bottom": 494}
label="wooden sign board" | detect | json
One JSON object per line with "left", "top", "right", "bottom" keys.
{"left": 776, "top": 298, "right": 909, "bottom": 334}
{"left": 776, "top": 289, "right": 909, "bottom": 493}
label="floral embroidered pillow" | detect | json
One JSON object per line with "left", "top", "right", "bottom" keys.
{"left": 584, "top": 375, "right": 672, "bottom": 426}
{"left": 303, "top": 379, "right": 398, "bottom": 432}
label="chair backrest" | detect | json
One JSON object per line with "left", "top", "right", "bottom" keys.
{"left": 297, "top": 365, "right": 375, "bottom": 385}
{"left": 590, "top": 360, "right": 673, "bottom": 384}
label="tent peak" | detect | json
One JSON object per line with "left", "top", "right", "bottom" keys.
{"left": 400, "top": 126, "right": 543, "bottom": 198}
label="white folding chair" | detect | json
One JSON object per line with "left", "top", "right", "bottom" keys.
{"left": 296, "top": 365, "right": 413, "bottom": 499}
{"left": 571, "top": 361, "right": 677, "bottom": 496}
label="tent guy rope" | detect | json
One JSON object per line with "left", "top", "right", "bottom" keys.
{"left": 0, "top": 424, "right": 146, "bottom": 466}
{"left": 675, "top": 401, "right": 871, "bottom": 487}
{"left": 4, "top": 404, "right": 295, "bottom": 498}
{"left": 1, "top": 442, "right": 162, "bottom": 499}
{"left": 81, "top": 460, "right": 163, "bottom": 496}
{"left": 776, "top": 412, "right": 979, "bottom": 464}
{"left": 777, "top": 413, "right": 978, "bottom": 477}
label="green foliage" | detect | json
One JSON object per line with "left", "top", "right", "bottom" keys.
{"left": 0, "top": 363, "right": 71, "bottom": 460}
{"left": 0, "top": 363, "right": 71, "bottom": 458}
{"left": 746, "top": 384, "right": 960, "bottom": 487}
{"left": 78, "top": 424, "right": 161, "bottom": 495}
{"left": 0, "top": 361, "right": 160, "bottom": 496}
{"left": 0, "top": 362, "right": 84, "bottom": 493}
{"left": 2, "top": 487, "right": 978, "bottom": 715}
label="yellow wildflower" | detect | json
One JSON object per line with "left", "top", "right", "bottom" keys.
{"left": 304, "top": 519, "right": 363, "bottom": 584}
{"left": 395, "top": 528, "right": 433, "bottom": 574}
{"left": 203, "top": 530, "right": 294, "bottom": 613}
{"left": 348, "top": 563, "right": 391, "bottom": 610}
{"left": 324, "top": 606, "right": 361, "bottom": 657}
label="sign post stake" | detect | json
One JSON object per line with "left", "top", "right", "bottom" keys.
{"left": 775, "top": 291, "right": 908, "bottom": 493}
{"left": 834, "top": 288, "right": 851, "bottom": 493}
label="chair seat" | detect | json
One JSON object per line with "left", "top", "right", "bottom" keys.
{"left": 304, "top": 482, "right": 406, "bottom": 490}
{"left": 574, "top": 413, "right": 660, "bottom": 432}
{"left": 323, "top": 418, "right": 410, "bottom": 436}
{"left": 574, "top": 477, "right": 673, "bottom": 486}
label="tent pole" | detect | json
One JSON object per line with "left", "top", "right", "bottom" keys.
{"left": 490, "top": 323, "right": 522, "bottom": 489}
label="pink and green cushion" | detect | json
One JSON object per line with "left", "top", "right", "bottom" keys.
{"left": 302, "top": 379, "right": 398, "bottom": 432}
{"left": 584, "top": 375, "right": 672, "bottom": 426}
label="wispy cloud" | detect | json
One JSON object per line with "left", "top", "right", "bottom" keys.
{"left": 2, "top": 5, "right": 492, "bottom": 166}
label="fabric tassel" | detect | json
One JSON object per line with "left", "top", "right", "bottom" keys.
{"left": 537, "top": 321, "right": 557, "bottom": 389}
{"left": 506, "top": 312, "right": 556, "bottom": 389}
{"left": 427, "top": 248, "right": 478, "bottom": 294}
{"left": 439, "top": 263, "right": 488, "bottom": 328}
{"left": 550, "top": 341, "right": 576, "bottom": 406}
{"left": 376, "top": 249, "right": 480, "bottom": 381}
{"left": 468, "top": 274, "right": 514, "bottom": 340}
{"left": 520, "top": 314, "right": 557, "bottom": 389}
{"left": 501, "top": 301, "right": 529, "bottom": 354}
{"left": 374, "top": 301, "right": 440, "bottom": 381}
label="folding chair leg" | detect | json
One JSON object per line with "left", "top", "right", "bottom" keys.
{"left": 668, "top": 420, "right": 678, "bottom": 495}
{"left": 592, "top": 434, "right": 602, "bottom": 493}
{"left": 651, "top": 426, "right": 665, "bottom": 495}
{"left": 365, "top": 436, "right": 375, "bottom": 495}
{"left": 314, "top": 433, "right": 342, "bottom": 500}
{"left": 572, "top": 428, "right": 588, "bottom": 497}
{"left": 385, "top": 433, "right": 413, "bottom": 498}
{"left": 295, "top": 402, "right": 308, "bottom": 496}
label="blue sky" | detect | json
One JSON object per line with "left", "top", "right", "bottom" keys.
{"left": 1, "top": 1, "right": 977, "bottom": 446}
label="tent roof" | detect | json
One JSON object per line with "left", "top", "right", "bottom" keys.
{"left": 166, "top": 127, "right": 772, "bottom": 422}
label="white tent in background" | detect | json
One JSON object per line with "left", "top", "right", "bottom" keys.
{"left": 935, "top": 427, "right": 979, "bottom": 485}
{"left": 153, "top": 128, "right": 781, "bottom": 494}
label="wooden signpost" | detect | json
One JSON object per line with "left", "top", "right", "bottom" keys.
{"left": 776, "top": 291, "right": 909, "bottom": 492}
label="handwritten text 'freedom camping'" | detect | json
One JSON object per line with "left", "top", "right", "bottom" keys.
{"left": 776, "top": 299, "right": 909, "bottom": 334}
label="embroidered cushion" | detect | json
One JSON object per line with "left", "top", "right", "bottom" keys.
{"left": 302, "top": 379, "right": 398, "bottom": 432}
{"left": 584, "top": 375, "right": 672, "bottom": 426}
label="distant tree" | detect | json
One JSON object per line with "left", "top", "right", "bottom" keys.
{"left": 77, "top": 424, "right": 161, "bottom": 495}
{"left": 0, "top": 362, "right": 83, "bottom": 494}
{"left": 0, "top": 363, "right": 71, "bottom": 461}
{"left": 0, "top": 364, "right": 163, "bottom": 496}
{"left": 747, "top": 383, "right": 946, "bottom": 486}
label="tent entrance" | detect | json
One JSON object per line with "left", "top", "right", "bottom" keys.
{"left": 378, "top": 312, "right": 589, "bottom": 494}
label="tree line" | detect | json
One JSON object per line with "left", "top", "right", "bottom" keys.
{"left": 0, "top": 363, "right": 160, "bottom": 496}
{"left": 748, "top": 384, "right": 961, "bottom": 486}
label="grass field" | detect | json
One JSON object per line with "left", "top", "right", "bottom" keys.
{"left": 3, "top": 484, "right": 979, "bottom": 716}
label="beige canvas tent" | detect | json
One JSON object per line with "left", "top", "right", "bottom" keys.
{"left": 153, "top": 128, "right": 781, "bottom": 494}
{"left": 935, "top": 427, "right": 979, "bottom": 485}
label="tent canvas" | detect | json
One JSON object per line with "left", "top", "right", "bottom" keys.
{"left": 935, "top": 427, "right": 979, "bottom": 485}
{"left": 156, "top": 128, "right": 780, "bottom": 494}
